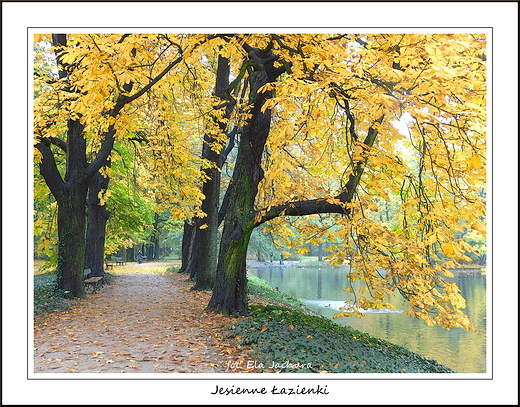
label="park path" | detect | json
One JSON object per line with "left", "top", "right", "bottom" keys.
{"left": 33, "top": 262, "right": 258, "bottom": 374}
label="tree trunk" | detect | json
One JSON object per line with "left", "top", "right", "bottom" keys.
{"left": 206, "top": 122, "right": 266, "bottom": 314}
{"left": 146, "top": 245, "right": 154, "bottom": 260}
{"left": 85, "top": 161, "right": 110, "bottom": 278}
{"left": 179, "top": 220, "right": 201, "bottom": 279}
{"left": 189, "top": 55, "right": 233, "bottom": 290}
{"left": 151, "top": 212, "right": 160, "bottom": 260}
{"left": 179, "top": 220, "right": 196, "bottom": 273}
{"left": 192, "top": 167, "right": 220, "bottom": 289}
{"left": 208, "top": 45, "right": 282, "bottom": 314}
{"left": 56, "top": 180, "right": 89, "bottom": 297}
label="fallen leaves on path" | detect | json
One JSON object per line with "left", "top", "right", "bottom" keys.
{"left": 34, "top": 262, "right": 262, "bottom": 374}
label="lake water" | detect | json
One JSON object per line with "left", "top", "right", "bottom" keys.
{"left": 248, "top": 263, "right": 487, "bottom": 373}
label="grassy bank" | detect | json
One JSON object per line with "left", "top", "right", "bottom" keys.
{"left": 225, "top": 275, "right": 454, "bottom": 373}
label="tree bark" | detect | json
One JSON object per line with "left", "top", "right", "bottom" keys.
{"left": 151, "top": 212, "right": 161, "bottom": 260}
{"left": 179, "top": 220, "right": 196, "bottom": 273}
{"left": 56, "top": 181, "right": 89, "bottom": 297}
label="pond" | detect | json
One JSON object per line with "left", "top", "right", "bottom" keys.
{"left": 248, "top": 262, "right": 487, "bottom": 373}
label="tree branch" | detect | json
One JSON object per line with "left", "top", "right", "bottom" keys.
{"left": 255, "top": 115, "right": 384, "bottom": 226}
{"left": 47, "top": 136, "right": 68, "bottom": 152}
{"left": 115, "top": 53, "right": 183, "bottom": 110}
{"left": 35, "top": 141, "right": 65, "bottom": 202}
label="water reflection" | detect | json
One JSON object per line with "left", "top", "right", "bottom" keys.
{"left": 248, "top": 263, "right": 487, "bottom": 373}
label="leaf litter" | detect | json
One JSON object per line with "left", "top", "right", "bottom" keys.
{"left": 33, "top": 262, "right": 260, "bottom": 373}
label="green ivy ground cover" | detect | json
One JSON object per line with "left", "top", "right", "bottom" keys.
{"left": 227, "top": 304, "right": 453, "bottom": 373}
{"left": 34, "top": 274, "right": 73, "bottom": 316}
{"left": 226, "top": 275, "right": 454, "bottom": 373}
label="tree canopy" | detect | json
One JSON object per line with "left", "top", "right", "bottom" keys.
{"left": 34, "top": 33, "right": 486, "bottom": 330}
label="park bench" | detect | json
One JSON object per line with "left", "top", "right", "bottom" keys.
{"left": 83, "top": 268, "right": 103, "bottom": 294}
{"left": 105, "top": 259, "right": 114, "bottom": 270}
{"left": 114, "top": 257, "right": 126, "bottom": 266}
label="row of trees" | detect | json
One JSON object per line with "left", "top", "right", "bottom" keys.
{"left": 34, "top": 33, "right": 486, "bottom": 330}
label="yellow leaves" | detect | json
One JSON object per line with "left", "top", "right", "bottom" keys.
{"left": 295, "top": 246, "right": 310, "bottom": 255}
{"left": 441, "top": 242, "right": 455, "bottom": 258}
{"left": 470, "top": 221, "right": 486, "bottom": 236}
{"left": 379, "top": 94, "right": 400, "bottom": 110}
{"left": 301, "top": 44, "right": 314, "bottom": 55}
{"left": 442, "top": 269, "right": 454, "bottom": 279}
{"left": 365, "top": 179, "right": 390, "bottom": 201}
{"left": 441, "top": 241, "right": 468, "bottom": 259}
{"left": 257, "top": 82, "right": 276, "bottom": 94}
{"left": 325, "top": 197, "right": 343, "bottom": 206}
{"left": 99, "top": 165, "right": 111, "bottom": 179}
{"left": 328, "top": 258, "right": 344, "bottom": 267}
{"left": 59, "top": 49, "right": 78, "bottom": 65}
{"left": 467, "top": 154, "right": 484, "bottom": 170}
{"left": 97, "top": 189, "right": 111, "bottom": 206}
{"left": 260, "top": 98, "right": 278, "bottom": 113}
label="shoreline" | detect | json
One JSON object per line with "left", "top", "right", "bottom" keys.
{"left": 247, "top": 259, "right": 486, "bottom": 273}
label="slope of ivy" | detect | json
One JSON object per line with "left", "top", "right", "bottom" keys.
{"left": 227, "top": 303, "right": 454, "bottom": 373}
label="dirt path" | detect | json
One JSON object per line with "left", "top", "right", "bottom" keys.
{"left": 33, "top": 262, "right": 257, "bottom": 373}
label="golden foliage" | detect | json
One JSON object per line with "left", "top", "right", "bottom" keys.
{"left": 33, "top": 33, "right": 486, "bottom": 330}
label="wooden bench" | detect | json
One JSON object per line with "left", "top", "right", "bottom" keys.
{"left": 105, "top": 259, "right": 114, "bottom": 270}
{"left": 114, "top": 257, "right": 126, "bottom": 266}
{"left": 84, "top": 268, "right": 103, "bottom": 294}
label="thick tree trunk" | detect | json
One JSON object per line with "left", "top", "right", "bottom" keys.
{"left": 52, "top": 117, "right": 89, "bottom": 297}
{"left": 85, "top": 162, "right": 110, "bottom": 278}
{"left": 207, "top": 118, "right": 268, "bottom": 314}
{"left": 56, "top": 181, "right": 89, "bottom": 297}
{"left": 208, "top": 45, "right": 281, "bottom": 314}
{"left": 208, "top": 216, "right": 255, "bottom": 315}
{"left": 179, "top": 220, "right": 201, "bottom": 279}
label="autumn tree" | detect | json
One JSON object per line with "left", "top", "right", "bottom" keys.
{"left": 207, "top": 33, "right": 486, "bottom": 331}
{"left": 207, "top": 37, "right": 289, "bottom": 314}
{"left": 34, "top": 33, "right": 190, "bottom": 296}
